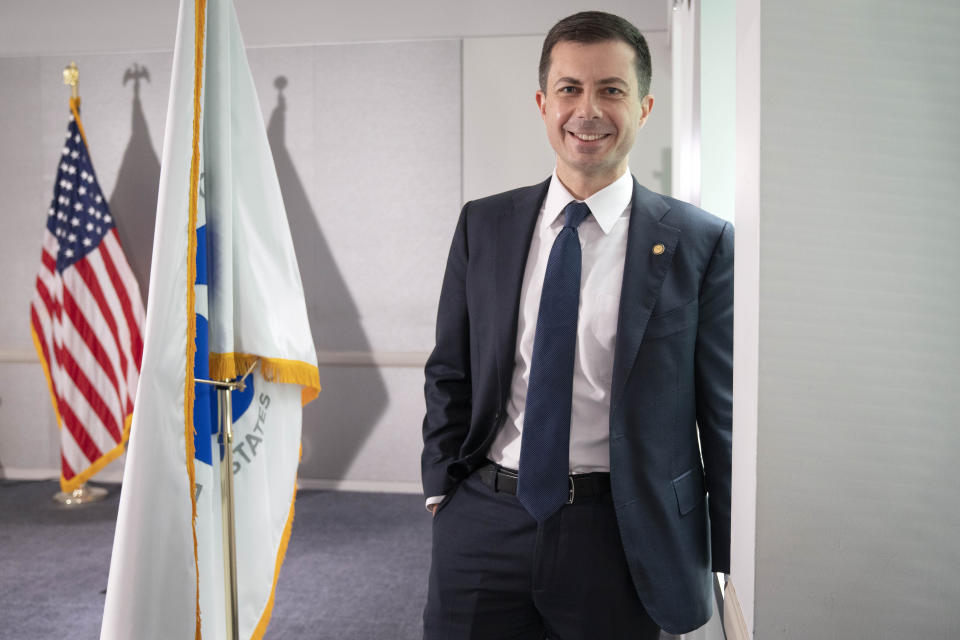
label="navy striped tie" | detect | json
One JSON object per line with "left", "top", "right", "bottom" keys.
{"left": 517, "top": 200, "right": 590, "bottom": 522}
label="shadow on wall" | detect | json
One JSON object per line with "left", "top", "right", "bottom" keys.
{"left": 109, "top": 63, "right": 160, "bottom": 303}
{"left": 267, "top": 76, "right": 388, "bottom": 481}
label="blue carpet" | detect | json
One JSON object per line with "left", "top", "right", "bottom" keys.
{"left": 0, "top": 479, "right": 430, "bottom": 639}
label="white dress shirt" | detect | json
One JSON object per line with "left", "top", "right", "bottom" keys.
{"left": 426, "top": 169, "right": 632, "bottom": 508}
{"left": 487, "top": 169, "right": 633, "bottom": 473}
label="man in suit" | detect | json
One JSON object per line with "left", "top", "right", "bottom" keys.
{"left": 421, "top": 11, "right": 732, "bottom": 639}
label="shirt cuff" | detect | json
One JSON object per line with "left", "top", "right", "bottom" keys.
{"left": 425, "top": 495, "right": 445, "bottom": 511}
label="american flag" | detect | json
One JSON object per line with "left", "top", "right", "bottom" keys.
{"left": 30, "top": 100, "right": 145, "bottom": 492}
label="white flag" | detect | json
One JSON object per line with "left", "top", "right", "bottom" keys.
{"left": 101, "top": 0, "right": 320, "bottom": 638}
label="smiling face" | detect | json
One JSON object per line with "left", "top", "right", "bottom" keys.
{"left": 536, "top": 39, "right": 653, "bottom": 198}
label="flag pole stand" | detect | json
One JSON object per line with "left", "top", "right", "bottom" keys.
{"left": 53, "top": 483, "right": 108, "bottom": 505}
{"left": 196, "top": 358, "right": 258, "bottom": 640}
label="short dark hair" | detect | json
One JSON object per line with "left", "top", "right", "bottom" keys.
{"left": 538, "top": 11, "right": 652, "bottom": 97}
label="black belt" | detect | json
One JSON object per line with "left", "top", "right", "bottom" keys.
{"left": 475, "top": 463, "right": 611, "bottom": 504}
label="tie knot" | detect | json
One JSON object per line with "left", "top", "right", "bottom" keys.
{"left": 563, "top": 201, "right": 590, "bottom": 229}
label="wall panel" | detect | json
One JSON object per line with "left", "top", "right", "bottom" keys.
{"left": 754, "top": 1, "right": 960, "bottom": 636}
{"left": 1, "top": 7, "right": 673, "bottom": 492}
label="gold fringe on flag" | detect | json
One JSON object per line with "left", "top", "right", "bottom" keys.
{"left": 209, "top": 352, "right": 321, "bottom": 405}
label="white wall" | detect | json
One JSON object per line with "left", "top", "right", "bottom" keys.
{"left": 0, "top": 3, "right": 673, "bottom": 492}
{"left": 730, "top": 0, "right": 761, "bottom": 635}
{"left": 0, "top": 1, "right": 668, "bottom": 55}
{"left": 699, "top": 0, "right": 736, "bottom": 224}
{"left": 744, "top": 1, "right": 960, "bottom": 637}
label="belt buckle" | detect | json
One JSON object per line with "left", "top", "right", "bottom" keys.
{"left": 567, "top": 476, "right": 575, "bottom": 504}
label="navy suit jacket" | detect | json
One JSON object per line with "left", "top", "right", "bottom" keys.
{"left": 422, "top": 176, "right": 733, "bottom": 634}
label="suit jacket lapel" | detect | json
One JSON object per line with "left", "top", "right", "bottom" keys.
{"left": 494, "top": 178, "right": 550, "bottom": 405}
{"left": 610, "top": 180, "right": 681, "bottom": 413}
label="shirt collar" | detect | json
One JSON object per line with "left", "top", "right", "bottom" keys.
{"left": 542, "top": 168, "right": 634, "bottom": 235}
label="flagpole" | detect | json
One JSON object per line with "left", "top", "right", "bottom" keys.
{"left": 217, "top": 384, "right": 239, "bottom": 640}
{"left": 52, "top": 60, "right": 108, "bottom": 507}
{"left": 196, "top": 358, "right": 257, "bottom": 640}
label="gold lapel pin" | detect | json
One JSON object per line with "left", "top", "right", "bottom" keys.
{"left": 652, "top": 243, "right": 665, "bottom": 255}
